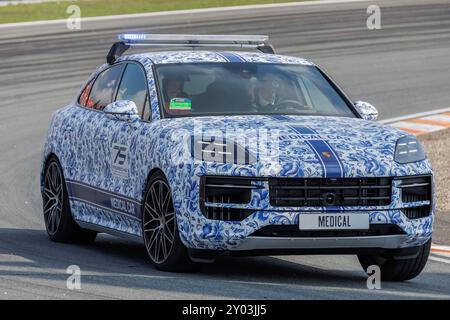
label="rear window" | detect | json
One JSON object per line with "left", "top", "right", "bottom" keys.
{"left": 79, "top": 79, "right": 93, "bottom": 107}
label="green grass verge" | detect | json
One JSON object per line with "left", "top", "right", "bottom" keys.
{"left": 0, "top": 0, "right": 307, "bottom": 24}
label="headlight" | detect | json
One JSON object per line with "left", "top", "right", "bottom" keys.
{"left": 190, "top": 136, "right": 256, "bottom": 165}
{"left": 394, "top": 136, "right": 426, "bottom": 164}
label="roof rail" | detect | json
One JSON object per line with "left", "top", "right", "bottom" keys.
{"left": 107, "top": 34, "right": 275, "bottom": 64}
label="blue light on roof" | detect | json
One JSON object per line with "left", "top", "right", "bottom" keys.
{"left": 118, "top": 34, "right": 148, "bottom": 42}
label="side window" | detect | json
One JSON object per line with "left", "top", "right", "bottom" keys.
{"left": 79, "top": 79, "right": 93, "bottom": 107}
{"left": 116, "top": 63, "right": 149, "bottom": 117}
{"left": 302, "top": 76, "right": 344, "bottom": 115}
{"left": 142, "top": 95, "right": 151, "bottom": 121}
{"left": 87, "top": 64, "right": 124, "bottom": 110}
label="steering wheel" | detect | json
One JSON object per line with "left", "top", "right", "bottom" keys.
{"left": 270, "top": 99, "right": 305, "bottom": 112}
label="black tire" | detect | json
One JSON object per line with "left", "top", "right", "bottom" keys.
{"left": 358, "top": 240, "right": 431, "bottom": 281}
{"left": 42, "top": 157, "right": 97, "bottom": 244}
{"left": 142, "top": 171, "right": 197, "bottom": 272}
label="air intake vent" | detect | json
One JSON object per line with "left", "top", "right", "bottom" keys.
{"left": 399, "top": 176, "right": 432, "bottom": 203}
{"left": 402, "top": 207, "right": 431, "bottom": 220}
{"left": 398, "top": 175, "right": 432, "bottom": 219}
{"left": 200, "top": 176, "right": 259, "bottom": 221}
{"left": 250, "top": 224, "right": 406, "bottom": 238}
{"left": 202, "top": 207, "right": 254, "bottom": 221}
{"left": 202, "top": 177, "right": 254, "bottom": 204}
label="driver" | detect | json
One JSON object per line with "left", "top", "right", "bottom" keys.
{"left": 253, "top": 72, "right": 281, "bottom": 111}
{"left": 163, "top": 76, "right": 189, "bottom": 110}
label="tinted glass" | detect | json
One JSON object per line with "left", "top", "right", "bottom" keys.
{"left": 155, "top": 63, "right": 355, "bottom": 118}
{"left": 88, "top": 64, "right": 124, "bottom": 110}
{"left": 116, "top": 63, "right": 148, "bottom": 115}
{"left": 142, "top": 98, "right": 151, "bottom": 121}
{"left": 78, "top": 79, "right": 93, "bottom": 107}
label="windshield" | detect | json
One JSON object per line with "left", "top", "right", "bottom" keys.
{"left": 155, "top": 63, "right": 356, "bottom": 118}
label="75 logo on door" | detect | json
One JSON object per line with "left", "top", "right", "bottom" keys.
{"left": 111, "top": 143, "right": 129, "bottom": 178}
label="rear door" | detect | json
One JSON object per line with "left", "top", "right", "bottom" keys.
{"left": 66, "top": 63, "right": 126, "bottom": 227}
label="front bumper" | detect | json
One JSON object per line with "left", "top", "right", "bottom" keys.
{"left": 177, "top": 208, "right": 434, "bottom": 251}
{"left": 235, "top": 234, "right": 408, "bottom": 251}
{"left": 171, "top": 171, "right": 434, "bottom": 252}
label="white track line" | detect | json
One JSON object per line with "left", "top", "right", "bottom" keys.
{"left": 380, "top": 107, "right": 450, "bottom": 135}
{"left": 390, "top": 121, "right": 446, "bottom": 132}
{"left": 380, "top": 107, "right": 450, "bottom": 124}
{"left": 0, "top": 0, "right": 372, "bottom": 28}
{"left": 431, "top": 252, "right": 450, "bottom": 259}
{"left": 0, "top": 0, "right": 62, "bottom": 7}
{"left": 430, "top": 255, "right": 450, "bottom": 265}
{"left": 430, "top": 244, "right": 450, "bottom": 264}
{"left": 431, "top": 244, "right": 450, "bottom": 252}
{"left": 423, "top": 114, "right": 450, "bottom": 122}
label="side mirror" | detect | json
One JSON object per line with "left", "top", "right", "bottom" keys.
{"left": 353, "top": 101, "right": 378, "bottom": 121}
{"left": 104, "top": 100, "right": 140, "bottom": 123}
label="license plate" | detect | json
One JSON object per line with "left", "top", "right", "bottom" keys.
{"left": 299, "top": 213, "right": 369, "bottom": 230}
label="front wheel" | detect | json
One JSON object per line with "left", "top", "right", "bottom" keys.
{"left": 42, "top": 157, "right": 97, "bottom": 244}
{"left": 358, "top": 240, "right": 431, "bottom": 281}
{"left": 142, "top": 171, "right": 197, "bottom": 272}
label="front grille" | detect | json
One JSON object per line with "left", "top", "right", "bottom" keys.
{"left": 250, "top": 224, "right": 405, "bottom": 238}
{"left": 398, "top": 175, "right": 432, "bottom": 219}
{"left": 269, "top": 177, "right": 392, "bottom": 207}
{"left": 200, "top": 176, "right": 258, "bottom": 221}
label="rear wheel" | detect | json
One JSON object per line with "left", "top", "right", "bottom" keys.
{"left": 142, "top": 171, "right": 197, "bottom": 272}
{"left": 358, "top": 240, "right": 431, "bottom": 281}
{"left": 42, "top": 157, "right": 97, "bottom": 244}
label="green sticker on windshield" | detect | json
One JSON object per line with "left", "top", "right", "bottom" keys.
{"left": 169, "top": 98, "right": 192, "bottom": 110}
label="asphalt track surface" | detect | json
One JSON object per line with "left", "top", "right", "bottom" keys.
{"left": 1, "top": 0, "right": 450, "bottom": 299}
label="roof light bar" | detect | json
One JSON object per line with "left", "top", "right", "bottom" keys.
{"left": 117, "top": 34, "right": 269, "bottom": 45}
{"left": 107, "top": 34, "right": 275, "bottom": 64}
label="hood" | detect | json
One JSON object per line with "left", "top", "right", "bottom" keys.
{"left": 161, "top": 115, "right": 431, "bottom": 178}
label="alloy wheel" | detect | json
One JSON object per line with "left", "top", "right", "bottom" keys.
{"left": 43, "top": 161, "right": 64, "bottom": 235}
{"left": 143, "top": 179, "right": 176, "bottom": 264}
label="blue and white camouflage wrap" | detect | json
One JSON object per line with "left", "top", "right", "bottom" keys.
{"left": 41, "top": 51, "right": 434, "bottom": 251}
